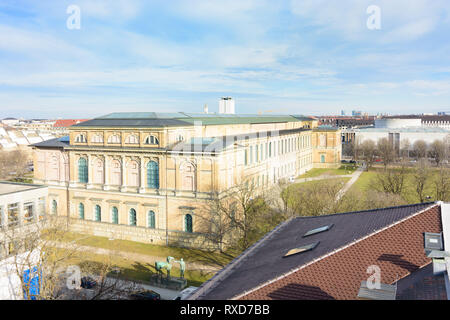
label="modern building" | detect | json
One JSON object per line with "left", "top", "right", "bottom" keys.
{"left": 189, "top": 202, "right": 450, "bottom": 300}
{"left": 0, "top": 182, "right": 48, "bottom": 300}
{"left": 342, "top": 116, "right": 450, "bottom": 153}
{"left": 31, "top": 112, "right": 341, "bottom": 248}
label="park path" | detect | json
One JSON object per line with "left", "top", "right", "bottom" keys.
{"left": 294, "top": 174, "right": 354, "bottom": 184}
{"left": 49, "top": 241, "right": 222, "bottom": 273}
{"left": 335, "top": 166, "right": 365, "bottom": 201}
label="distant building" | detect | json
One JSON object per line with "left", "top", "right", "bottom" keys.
{"left": 218, "top": 97, "right": 235, "bottom": 114}
{"left": 189, "top": 202, "right": 449, "bottom": 300}
{"left": 318, "top": 115, "right": 375, "bottom": 129}
{"left": 2, "top": 118, "right": 19, "bottom": 126}
{"left": 342, "top": 116, "right": 450, "bottom": 152}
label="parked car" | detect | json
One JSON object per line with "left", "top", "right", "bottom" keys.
{"left": 129, "top": 290, "right": 161, "bottom": 300}
{"left": 173, "top": 286, "right": 199, "bottom": 300}
{"left": 288, "top": 176, "right": 295, "bottom": 183}
{"left": 80, "top": 276, "right": 97, "bottom": 289}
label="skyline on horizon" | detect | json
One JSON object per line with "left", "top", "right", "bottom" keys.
{"left": 1, "top": 1, "right": 450, "bottom": 118}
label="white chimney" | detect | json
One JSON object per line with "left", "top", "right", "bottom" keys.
{"left": 219, "top": 97, "right": 235, "bottom": 114}
{"left": 204, "top": 104, "right": 209, "bottom": 114}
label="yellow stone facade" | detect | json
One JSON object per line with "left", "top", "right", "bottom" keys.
{"left": 32, "top": 114, "right": 341, "bottom": 249}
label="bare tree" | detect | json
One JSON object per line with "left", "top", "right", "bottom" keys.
{"left": 434, "top": 167, "right": 450, "bottom": 202}
{"left": 429, "top": 140, "right": 447, "bottom": 167}
{"left": 360, "top": 140, "right": 377, "bottom": 171}
{"left": 283, "top": 179, "right": 346, "bottom": 217}
{"left": 400, "top": 138, "right": 411, "bottom": 159}
{"left": 364, "top": 191, "right": 407, "bottom": 209}
{"left": 197, "top": 192, "right": 236, "bottom": 253}
{"left": 413, "top": 159, "right": 431, "bottom": 203}
{"left": 0, "top": 149, "right": 29, "bottom": 181}
{"left": 377, "top": 137, "right": 395, "bottom": 169}
{"left": 413, "top": 140, "right": 428, "bottom": 160}
{"left": 1, "top": 214, "right": 137, "bottom": 300}
{"left": 371, "top": 164, "right": 407, "bottom": 196}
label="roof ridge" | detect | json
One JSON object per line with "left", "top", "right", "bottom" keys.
{"left": 293, "top": 202, "right": 436, "bottom": 220}
{"left": 230, "top": 202, "right": 439, "bottom": 300}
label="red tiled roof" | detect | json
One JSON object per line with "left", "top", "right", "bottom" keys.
{"left": 53, "top": 119, "right": 89, "bottom": 128}
{"left": 239, "top": 205, "right": 442, "bottom": 300}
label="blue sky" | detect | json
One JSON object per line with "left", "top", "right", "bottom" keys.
{"left": 1, "top": 0, "right": 450, "bottom": 118}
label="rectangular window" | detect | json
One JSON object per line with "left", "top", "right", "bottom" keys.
{"left": 244, "top": 149, "right": 248, "bottom": 166}
{"left": 249, "top": 146, "right": 253, "bottom": 164}
{"left": 255, "top": 145, "right": 259, "bottom": 162}
{"left": 8, "top": 203, "right": 19, "bottom": 227}
{"left": 24, "top": 202, "right": 34, "bottom": 224}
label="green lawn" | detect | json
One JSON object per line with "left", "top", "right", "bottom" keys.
{"left": 297, "top": 165, "right": 356, "bottom": 179}
{"left": 63, "top": 250, "right": 213, "bottom": 287}
{"left": 59, "top": 232, "right": 237, "bottom": 268}
{"left": 348, "top": 167, "right": 441, "bottom": 204}
{"left": 287, "top": 177, "right": 351, "bottom": 194}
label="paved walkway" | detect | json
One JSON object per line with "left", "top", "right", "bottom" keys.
{"left": 294, "top": 174, "right": 354, "bottom": 184}
{"left": 49, "top": 241, "right": 221, "bottom": 273}
{"left": 335, "top": 167, "right": 365, "bottom": 201}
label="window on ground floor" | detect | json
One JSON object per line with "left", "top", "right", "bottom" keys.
{"left": 129, "top": 208, "right": 137, "bottom": 226}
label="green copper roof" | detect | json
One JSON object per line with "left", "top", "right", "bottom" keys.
{"left": 72, "top": 112, "right": 315, "bottom": 128}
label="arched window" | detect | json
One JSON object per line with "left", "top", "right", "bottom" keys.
{"left": 94, "top": 205, "right": 101, "bottom": 222}
{"left": 78, "top": 203, "right": 84, "bottom": 219}
{"left": 51, "top": 200, "right": 57, "bottom": 215}
{"left": 185, "top": 214, "right": 193, "bottom": 233}
{"left": 148, "top": 211, "right": 155, "bottom": 229}
{"left": 107, "top": 134, "right": 121, "bottom": 144}
{"left": 129, "top": 209, "right": 137, "bottom": 226}
{"left": 78, "top": 158, "right": 88, "bottom": 183}
{"left": 75, "top": 134, "right": 87, "bottom": 143}
{"left": 91, "top": 134, "right": 103, "bottom": 143}
{"left": 147, "top": 161, "right": 159, "bottom": 189}
{"left": 111, "top": 207, "right": 118, "bottom": 224}
{"left": 145, "top": 135, "right": 159, "bottom": 145}
{"left": 125, "top": 134, "right": 139, "bottom": 144}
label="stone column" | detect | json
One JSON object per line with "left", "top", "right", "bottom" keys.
{"left": 121, "top": 155, "right": 127, "bottom": 192}
{"left": 139, "top": 156, "right": 146, "bottom": 193}
{"left": 87, "top": 154, "right": 93, "bottom": 189}
{"left": 104, "top": 155, "right": 110, "bottom": 191}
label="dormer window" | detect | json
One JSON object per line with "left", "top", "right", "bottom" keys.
{"left": 125, "top": 134, "right": 139, "bottom": 144}
{"left": 145, "top": 135, "right": 159, "bottom": 145}
{"left": 75, "top": 134, "right": 87, "bottom": 143}
{"left": 91, "top": 134, "right": 104, "bottom": 143}
{"left": 108, "top": 134, "right": 121, "bottom": 144}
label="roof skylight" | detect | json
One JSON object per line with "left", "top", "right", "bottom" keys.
{"left": 303, "top": 224, "right": 334, "bottom": 237}
{"left": 283, "top": 242, "right": 319, "bottom": 258}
